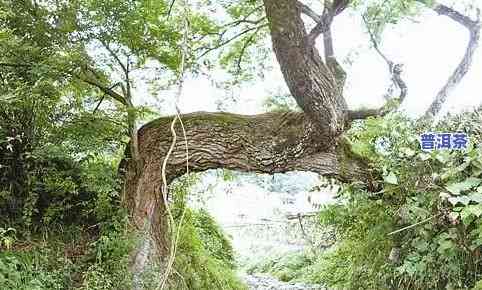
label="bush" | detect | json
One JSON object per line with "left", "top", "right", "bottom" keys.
{"left": 165, "top": 176, "right": 247, "bottom": 290}
{"left": 80, "top": 219, "right": 135, "bottom": 290}
{"left": 310, "top": 110, "right": 482, "bottom": 289}
{"left": 247, "top": 110, "right": 482, "bottom": 290}
{"left": 246, "top": 251, "right": 314, "bottom": 282}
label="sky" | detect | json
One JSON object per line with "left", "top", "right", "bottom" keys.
{"left": 132, "top": 2, "right": 482, "bottom": 120}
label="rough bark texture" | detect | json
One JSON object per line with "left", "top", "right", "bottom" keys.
{"left": 124, "top": 1, "right": 360, "bottom": 283}
{"left": 122, "top": 1, "right": 481, "bottom": 285}
{"left": 123, "top": 111, "right": 371, "bottom": 282}
{"left": 262, "top": 0, "right": 348, "bottom": 145}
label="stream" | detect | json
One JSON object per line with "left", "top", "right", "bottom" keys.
{"left": 244, "top": 274, "right": 326, "bottom": 290}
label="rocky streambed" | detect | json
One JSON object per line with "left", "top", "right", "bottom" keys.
{"left": 243, "top": 274, "right": 326, "bottom": 290}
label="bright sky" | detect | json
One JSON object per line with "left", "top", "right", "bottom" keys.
{"left": 133, "top": 3, "right": 482, "bottom": 120}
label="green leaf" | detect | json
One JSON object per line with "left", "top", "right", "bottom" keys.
{"left": 468, "top": 192, "right": 482, "bottom": 203}
{"left": 384, "top": 172, "right": 398, "bottom": 185}
{"left": 419, "top": 153, "right": 431, "bottom": 161}
{"left": 466, "top": 204, "right": 482, "bottom": 217}
{"left": 446, "top": 178, "right": 482, "bottom": 195}
{"left": 435, "top": 151, "right": 451, "bottom": 164}
{"left": 448, "top": 196, "right": 471, "bottom": 206}
{"left": 442, "top": 162, "right": 470, "bottom": 180}
{"left": 437, "top": 239, "right": 454, "bottom": 254}
{"left": 473, "top": 168, "right": 482, "bottom": 177}
{"left": 400, "top": 147, "right": 415, "bottom": 157}
{"left": 460, "top": 207, "right": 475, "bottom": 225}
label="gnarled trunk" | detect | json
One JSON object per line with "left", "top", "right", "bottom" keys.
{"left": 121, "top": 1, "right": 481, "bottom": 285}
{"left": 263, "top": 0, "right": 348, "bottom": 144}
{"left": 124, "top": 0, "right": 359, "bottom": 284}
{"left": 123, "top": 112, "right": 370, "bottom": 282}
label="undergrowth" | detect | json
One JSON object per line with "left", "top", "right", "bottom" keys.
{"left": 247, "top": 109, "right": 482, "bottom": 290}
{"left": 0, "top": 212, "right": 134, "bottom": 290}
{"left": 162, "top": 176, "right": 247, "bottom": 290}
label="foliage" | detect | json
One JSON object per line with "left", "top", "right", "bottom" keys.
{"left": 355, "top": 0, "right": 423, "bottom": 41}
{"left": 0, "top": 253, "right": 72, "bottom": 290}
{"left": 246, "top": 251, "right": 314, "bottom": 282}
{"left": 165, "top": 176, "right": 247, "bottom": 290}
{"left": 0, "top": 139, "right": 124, "bottom": 231}
{"left": 0, "top": 0, "right": 128, "bottom": 232}
{"left": 0, "top": 209, "right": 134, "bottom": 290}
{"left": 310, "top": 110, "right": 482, "bottom": 289}
{"left": 242, "top": 110, "right": 482, "bottom": 290}
{"left": 0, "top": 227, "right": 16, "bottom": 250}
{"left": 80, "top": 214, "right": 135, "bottom": 290}
{"left": 192, "top": 209, "right": 237, "bottom": 268}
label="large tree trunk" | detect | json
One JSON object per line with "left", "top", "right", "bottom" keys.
{"left": 122, "top": 1, "right": 481, "bottom": 285}
{"left": 262, "top": 0, "right": 348, "bottom": 144}
{"left": 125, "top": 0, "right": 360, "bottom": 285}
{"left": 123, "top": 112, "right": 370, "bottom": 283}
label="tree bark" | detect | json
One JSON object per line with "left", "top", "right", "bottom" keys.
{"left": 122, "top": 1, "right": 481, "bottom": 285}
{"left": 262, "top": 0, "right": 348, "bottom": 145}
{"left": 123, "top": 111, "right": 371, "bottom": 282}
{"left": 125, "top": 1, "right": 361, "bottom": 283}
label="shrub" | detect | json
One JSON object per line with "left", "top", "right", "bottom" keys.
{"left": 312, "top": 110, "right": 482, "bottom": 289}
{"left": 165, "top": 176, "right": 247, "bottom": 290}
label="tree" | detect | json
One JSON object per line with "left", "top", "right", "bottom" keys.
{"left": 71, "top": 0, "right": 184, "bottom": 176}
{"left": 122, "top": 0, "right": 482, "bottom": 281}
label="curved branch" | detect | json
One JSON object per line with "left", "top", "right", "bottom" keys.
{"left": 422, "top": 2, "right": 481, "bottom": 117}
{"left": 79, "top": 76, "right": 127, "bottom": 106}
{"left": 296, "top": 0, "right": 322, "bottom": 23}
{"left": 124, "top": 111, "right": 371, "bottom": 218}
{"left": 362, "top": 15, "right": 408, "bottom": 110}
{"left": 122, "top": 111, "right": 372, "bottom": 270}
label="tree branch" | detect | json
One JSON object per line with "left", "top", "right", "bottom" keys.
{"left": 196, "top": 23, "right": 268, "bottom": 59}
{"left": 432, "top": 3, "right": 479, "bottom": 28}
{"left": 221, "top": 5, "right": 265, "bottom": 29}
{"left": 99, "top": 39, "right": 129, "bottom": 75}
{"left": 0, "top": 60, "right": 128, "bottom": 109}
{"left": 307, "top": 3, "right": 333, "bottom": 44}
{"left": 421, "top": 1, "right": 481, "bottom": 117}
{"left": 167, "top": 0, "right": 176, "bottom": 18}
{"left": 235, "top": 27, "right": 261, "bottom": 74}
{"left": 79, "top": 76, "right": 127, "bottom": 106}
{"left": 92, "top": 82, "right": 122, "bottom": 114}
{"left": 296, "top": 1, "right": 348, "bottom": 86}
{"left": 0, "top": 62, "right": 31, "bottom": 68}
{"left": 361, "top": 14, "right": 408, "bottom": 102}
{"left": 296, "top": 0, "right": 322, "bottom": 23}
{"left": 307, "top": 0, "right": 350, "bottom": 43}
